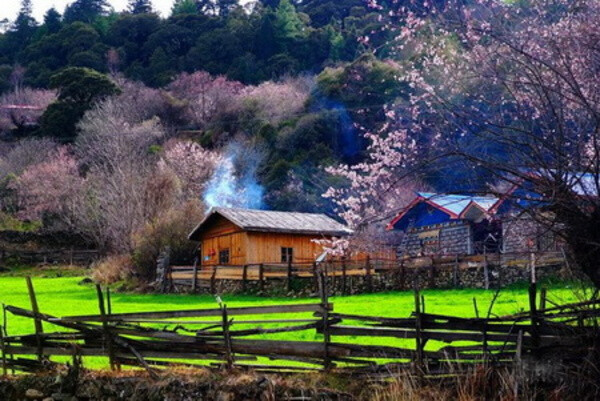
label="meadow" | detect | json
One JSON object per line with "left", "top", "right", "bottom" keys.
{"left": 0, "top": 275, "right": 588, "bottom": 369}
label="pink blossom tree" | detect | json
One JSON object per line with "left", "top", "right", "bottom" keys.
{"left": 167, "top": 71, "right": 244, "bottom": 128}
{"left": 10, "top": 146, "right": 83, "bottom": 221}
{"left": 0, "top": 88, "right": 57, "bottom": 134}
{"left": 348, "top": 0, "right": 600, "bottom": 285}
{"left": 159, "top": 139, "right": 222, "bottom": 201}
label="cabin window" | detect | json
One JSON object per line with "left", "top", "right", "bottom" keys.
{"left": 219, "top": 249, "right": 230, "bottom": 264}
{"left": 281, "top": 247, "right": 293, "bottom": 263}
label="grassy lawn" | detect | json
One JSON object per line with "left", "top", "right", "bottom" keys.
{"left": 0, "top": 276, "right": 588, "bottom": 369}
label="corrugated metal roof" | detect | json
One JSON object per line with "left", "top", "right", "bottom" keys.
{"left": 189, "top": 207, "right": 353, "bottom": 240}
{"left": 418, "top": 192, "right": 499, "bottom": 216}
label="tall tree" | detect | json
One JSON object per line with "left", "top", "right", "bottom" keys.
{"left": 128, "top": 0, "right": 154, "bottom": 14}
{"left": 64, "top": 0, "right": 110, "bottom": 24}
{"left": 171, "top": 0, "right": 199, "bottom": 16}
{"left": 39, "top": 67, "right": 120, "bottom": 140}
{"left": 43, "top": 8, "right": 62, "bottom": 34}
{"left": 9, "top": 0, "right": 37, "bottom": 53}
{"left": 274, "top": 0, "right": 306, "bottom": 40}
{"left": 217, "top": 0, "right": 238, "bottom": 16}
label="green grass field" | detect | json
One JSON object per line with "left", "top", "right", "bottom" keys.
{"left": 0, "top": 276, "right": 588, "bottom": 369}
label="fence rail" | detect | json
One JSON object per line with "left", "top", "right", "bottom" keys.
{"left": 165, "top": 251, "right": 566, "bottom": 293}
{"left": 1, "top": 274, "right": 597, "bottom": 378}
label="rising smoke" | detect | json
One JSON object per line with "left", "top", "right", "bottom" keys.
{"left": 203, "top": 140, "right": 265, "bottom": 210}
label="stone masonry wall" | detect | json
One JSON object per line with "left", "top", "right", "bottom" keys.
{"left": 179, "top": 262, "right": 566, "bottom": 296}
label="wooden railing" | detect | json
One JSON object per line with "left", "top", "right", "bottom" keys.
{"left": 166, "top": 251, "right": 566, "bottom": 293}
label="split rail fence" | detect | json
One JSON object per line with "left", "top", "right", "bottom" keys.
{"left": 1, "top": 274, "right": 598, "bottom": 379}
{"left": 166, "top": 251, "right": 566, "bottom": 293}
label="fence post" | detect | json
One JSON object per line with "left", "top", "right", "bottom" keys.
{"left": 312, "top": 262, "right": 318, "bottom": 294}
{"left": 528, "top": 279, "right": 539, "bottom": 353}
{"left": 453, "top": 255, "right": 459, "bottom": 288}
{"left": 540, "top": 286, "right": 547, "bottom": 310}
{"left": 192, "top": 257, "right": 199, "bottom": 293}
{"left": 2, "top": 305, "right": 13, "bottom": 375}
{"left": 210, "top": 268, "right": 217, "bottom": 294}
{"left": 318, "top": 269, "right": 331, "bottom": 370}
{"left": 96, "top": 285, "right": 115, "bottom": 371}
{"left": 400, "top": 261, "right": 406, "bottom": 290}
{"left": 259, "top": 264, "right": 264, "bottom": 292}
{"left": 25, "top": 277, "right": 44, "bottom": 362}
{"left": 221, "top": 304, "right": 234, "bottom": 370}
{"left": 342, "top": 258, "right": 347, "bottom": 295}
{"left": 0, "top": 319, "right": 6, "bottom": 377}
{"left": 429, "top": 262, "right": 435, "bottom": 288}
{"left": 242, "top": 265, "right": 248, "bottom": 292}
{"left": 365, "top": 256, "right": 373, "bottom": 292}
{"left": 287, "top": 259, "right": 293, "bottom": 292}
{"left": 414, "top": 283, "right": 424, "bottom": 374}
{"left": 483, "top": 249, "right": 489, "bottom": 290}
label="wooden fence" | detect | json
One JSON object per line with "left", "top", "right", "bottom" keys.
{"left": 0, "top": 248, "right": 99, "bottom": 266}
{"left": 165, "top": 251, "right": 566, "bottom": 293}
{"left": 1, "top": 274, "right": 597, "bottom": 379}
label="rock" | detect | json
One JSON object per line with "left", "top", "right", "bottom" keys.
{"left": 43, "top": 398, "right": 54, "bottom": 401}
{"left": 25, "top": 388, "right": 44, "bottom": 399}
{"left": 78, "top": 278, "right": 93, "bottom": 285}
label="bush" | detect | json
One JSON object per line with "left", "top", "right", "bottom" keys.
{"left": 131, "top": 202, "right": 204, "bottom": 281}
{"left": 91, "top": 255, "right": 135, "bottom": 285}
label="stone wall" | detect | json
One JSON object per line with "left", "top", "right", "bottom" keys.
{"left": 404, "top": 222, "right": 472, "bottom": 256}
{"left": 179, "top": 261, "right": 566, "bottom": 296}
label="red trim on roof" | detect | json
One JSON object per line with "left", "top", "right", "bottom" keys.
{"left": 386, "top": 194, "right": 459, "bottom": 231}
{"left": 386, "top": 195, "right": 424, "bottom": 230}
{"left": 422, "top": 198, "right": 460, "bottom": 219}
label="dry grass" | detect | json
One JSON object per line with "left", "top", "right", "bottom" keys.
{"left": 91, "top": 254, "right": 135, "bottom": 285}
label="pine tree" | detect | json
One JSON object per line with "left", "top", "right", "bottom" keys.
{"left": 43, "top": 8, "right": 62, "bottom": 34}
{"left": 64, "top": 0, "right": 109, "bottom": 23}
{"left": 217, "top": 0, "right": 238, "bottom": 17}
{"left": 128, "top": 0, "right": 154, "bottom": 14}
{"left": 13, "top": 0, "right": 37, "bottom": 35}
{"left": 171, "top": 0, "right": 198, "bottom": 16}
{"left": 274, "top": 0, "right": 306, "bottom": 40}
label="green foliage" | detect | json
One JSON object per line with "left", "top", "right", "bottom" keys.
{"left": 39, "top": 67, "right": 119, "bottom": 140}
{"left": 64, "top": 0, "right": 110, "bottom": 24}
{"left": 0, "top": 211, "right": 41, "bottom": 232}
{"left": 128, "top": 0, "right": 154, "bottom": 14}
{"left": 0, "top": 0, "right": 381, "bottom": 87}
{"left": 50, "top": 67, "right": 119, "bottom": 103}
{"left": 171, "top": 0, "right": 199, "bottom": 16}
{"left": 274, "top": 0, "right": 307, "bottom": 40}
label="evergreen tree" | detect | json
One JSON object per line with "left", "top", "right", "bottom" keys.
{"left": 128, "top": 0, "right": 154, "bottom": 14}
{"left": 217, "top": 0, "right": 238, "bottom": 16}
{"left": 12, "top": 0, "right": 37, "bottom": 40}
{"left": 43, "top": 8, "right": 62, "bottom": 34}
{"left": 171, "top": 0, "right": 198, "bottom": 16}
{"left": 39, "top": 67, "right": 120, "bottom": 140}
{"left": 64, "top": 0, "right": 109, "bottom": 24}
{"left": 274, "top": 0, "right": 306, "bottom": 40}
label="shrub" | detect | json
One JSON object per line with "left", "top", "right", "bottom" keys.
{"left": 131, "top": 202, "right": 204, "bottom": 281}
{"left": 91, "top": 254, "right": 135, "bottom": 285}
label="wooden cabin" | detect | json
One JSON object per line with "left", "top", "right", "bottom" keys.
{"left": 188, "top": 207, "right": 353, "bottom": 266}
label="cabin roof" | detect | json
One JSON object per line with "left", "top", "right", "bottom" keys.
{"left": 189, "top": 207, "right": 353, "bottom": 240}
{"left": 387, "top": 192, "right": 501, "bottom": 230}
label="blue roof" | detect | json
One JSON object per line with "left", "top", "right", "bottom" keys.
{"left": 388, "top": 192, "right": 501, "bottom": 231}
{"left": 417, "top": 192, "right": 499, "bottom": 216}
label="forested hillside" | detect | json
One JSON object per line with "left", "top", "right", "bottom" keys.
{"left": 3, "top": 0, "right": 600, "bottom": 287}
